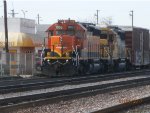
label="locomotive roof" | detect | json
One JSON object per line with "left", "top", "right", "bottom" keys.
{"left": 46, "top": 20, "right": 87, "bottom": 32}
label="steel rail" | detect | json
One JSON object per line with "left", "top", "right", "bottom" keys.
{"left": 1, "top": 76, "right": 150, "bottom": 112}
{"left": 91, "top": 96, "right": 150, "bottom": 113}
{"left": 0, "top": 69, "right": 149, "bottom": 84}
{"left": 0, "top": 69, "right": 150, "bottom": 94}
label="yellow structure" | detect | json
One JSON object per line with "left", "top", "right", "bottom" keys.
{"left": 0, "top": 32, "right": 34, "bottom": 48}
{"left": 0, "top": 32, "right": 35, "bottom": 76}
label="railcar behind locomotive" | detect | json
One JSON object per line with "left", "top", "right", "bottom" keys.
{"left": 40, "top": 19, "right": 150, "bottom": 76}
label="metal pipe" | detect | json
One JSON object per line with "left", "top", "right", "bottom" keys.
{"left": 9, "top": 54, "right": 11, "bottom": 75}
{"left": 25, "top": 53, "right": 26, "bottom": 74}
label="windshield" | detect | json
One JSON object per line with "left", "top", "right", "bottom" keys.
{"left": 56, "top": 30, "right": 75, "bottom": 36}
{"left": 56, "top": 30, "right": 65, "bottom": 35}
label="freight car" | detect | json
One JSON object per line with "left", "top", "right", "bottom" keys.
{"left": 119, "top": 26, "right": 150, "bottom": 68}
{"left": 40, "top": 20, "right": 150, "bottom": 76}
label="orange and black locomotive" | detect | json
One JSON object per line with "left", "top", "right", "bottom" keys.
{"left": 41, "top": 19, "right": 87, "bottom": 76}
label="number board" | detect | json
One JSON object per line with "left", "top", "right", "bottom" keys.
{"left": 56, "top": 26, "right": 63, "bottom": 30}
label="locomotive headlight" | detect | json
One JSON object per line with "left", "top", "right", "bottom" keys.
{"left": 47, "top": 52, "right": 50, "bottom": 57}
{"left": 66, "top": 52, "right": 69, "bottom": 57}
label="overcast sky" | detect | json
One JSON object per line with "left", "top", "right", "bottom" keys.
{"left": 0, "top": 0, "right": 150, "bottom": 29}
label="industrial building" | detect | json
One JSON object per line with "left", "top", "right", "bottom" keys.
{"left": 0, "top": 18, "right": 35, "bottom": 76}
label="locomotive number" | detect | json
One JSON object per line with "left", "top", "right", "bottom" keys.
{"left": 56, "top": 26, "right": 63, "bottom": 30}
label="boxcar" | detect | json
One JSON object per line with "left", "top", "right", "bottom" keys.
{"left": 121, "top": 26, "right": 150, "bottom": 67}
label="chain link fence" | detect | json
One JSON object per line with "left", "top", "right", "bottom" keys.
{"left": 0, "top": 53, "right": 37, "bottom": 77}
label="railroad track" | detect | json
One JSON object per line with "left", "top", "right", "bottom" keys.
{"left": 0, "top": 70, "right": 150, "bottom": 112}
{"left": 91, "top": 96, "right": 150, "bottom": 113}
{"left": 0, "top": 76, "right": 22, "bottom": 81}
{"left": 0, "top": 69, "right": 150, "bottom": 94}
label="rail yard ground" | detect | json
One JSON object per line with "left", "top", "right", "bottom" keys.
{"left": 10, "top": 84, "right": 150, "bottom": 113}
{"left": 118, "top": 103, "right": 150, "bottom": 113}
{"left": 0, "top": 70, "right": 149, "bottom": 113}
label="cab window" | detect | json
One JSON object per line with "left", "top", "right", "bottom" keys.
{"left": 56, "top": 30, "right": 66, "bottom": 35}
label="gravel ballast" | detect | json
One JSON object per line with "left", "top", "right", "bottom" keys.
{"left": 118, "top": 103, "right": 150, "bottom": 113}
{"left": 10, "top": 84, "right": 150, "bottom": 113}
{"left": 0, "top": 75, "right": 148, "bottom": 100}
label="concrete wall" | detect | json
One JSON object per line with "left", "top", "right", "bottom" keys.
{"left": 0, "top": 18, "right": 35, "bottom": 35}
{"left": 34, "top": 24, "right": 50, "bottom": 48}
{"left": 35, "top": 24, "right": 50, "bottom": 39}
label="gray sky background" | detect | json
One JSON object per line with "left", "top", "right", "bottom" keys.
{"left": 0, "top": 0, "right": 150, "bottom": 29}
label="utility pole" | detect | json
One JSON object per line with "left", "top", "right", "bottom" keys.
{"left": 95, "top": 10, "right": 100, "bottom": 24}
{"left": 4, "top": 0, "right": 9, "bottom": 53}
{"left": 37, "top": 14, "right": 42, "bottom": 24}
{"left": 130, "top": 10, "right": 133, "bottom": 29}
{"left": 8, "top": 9, "right": 18, "bottom": 18}
{"left": 21, "top": 10, "right": 27, "bottom": 18}
{"left": 4, "top": 0, "right": 9, "bottom": 75}
{"left": 130, "top": 10, "right": 134, "bottom": 62}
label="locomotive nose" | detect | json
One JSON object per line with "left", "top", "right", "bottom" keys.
{"left": 49, "top": 35, "right": 75, "bottom": 57}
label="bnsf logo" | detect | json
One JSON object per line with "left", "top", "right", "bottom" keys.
{"left": 56, "top": 26, "right": 63, "bottom": 30}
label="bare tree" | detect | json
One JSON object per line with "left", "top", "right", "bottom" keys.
{"left": 101, "top": 17, "right": 113, "bottom": 26}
